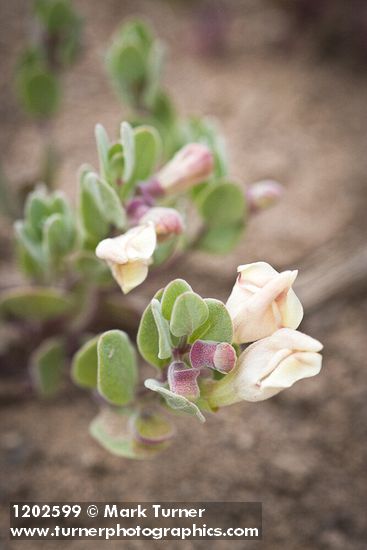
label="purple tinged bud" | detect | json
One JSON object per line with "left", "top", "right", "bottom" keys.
{"left": 168, "top": 361, "right": 200, "bottom": 400}
{"left": 126, "top": 198, "right": 150, "bottom": 224}
{"left": 139, "top": 178, "right": 165, "bottom": 201}
{"left": 155, "top": 143, "right": 214, "bottom": 195}
{"left": 246, "top": 180, "right": 284, "bottom": 213}
{"left": 190, "top": 340, "right": 237, "bottom": 374}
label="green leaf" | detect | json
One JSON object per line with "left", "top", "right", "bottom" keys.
{"left": 25, "top": 191, "right": 50, "bottom": 239}
{"left": 106, "top": 43, "right": 146, "bottom": 105}
{"left": 150, "top": 299, "right": 172, "bottom": 360}
{"left": 17, "top": 242, "right": 44, "bottom": 279}
{"left": 79, "top": 176, "right": 108, "bottom": 243}
{"left": 137, "top": 300, "right": 168, "bottom": 370}
{"left": 170, "top": 291, "right": 209, "bottom": 338}
{"left": 189, "top": 299, "right": 233, "bottom": 343}
{"left": 0, "top": 287, "right": 73, "bottom": 321}
{"left": 88, "top": 171, "right": 126, "bottom": 228}
{"left": 143, "top": 41, "right": 165, "bottom": 108}
{"left": 95, "top": 124, "right": 110, "bottom": 181}
{"left": 79, "top": 170, "right": 126, "bottom": 243}
{"left": 144, "top": 379, "right": 205, "bottom": 422}
{"left": 71, "top": 336, "right": 98, "bottom": 389}
{"left": 120, "top": 20, "right": 153, "bottom": 55}
{"left": 196, "top": 222, "right": 244, "bottom": 254}
{"left": 43, "top": 213, "right": 74, "bottom": 261}
{"left": 97, "top": 330, "right": 137, "bottom": 406}
{"left": 14, "top": 221, "right": 45, "bottom": 267}
{"left": 132, "top": 125, "right": 161, "bottom": 181}
{"left": 198, "top": 182, "right": 246, "bottom": 227}
{"left": 161, "top": 279, "right": 192, "bottom": 320}
{"left": 121, "top": 121, "right": 135, "bottom": 183}
{"left": 17, "top": 68, "right": 60, "bottom": 118}
{"left": 30, "top": 338, "right": 65, "bottom": 396}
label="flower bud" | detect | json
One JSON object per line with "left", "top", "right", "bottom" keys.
{"left": 154, "top": 143, "right": 214, "bottom": 195}
{"left": 206, "top": 328, "right": 323, "bottom": 406}
{"left": 168, "top": 361, "right": 200, "bottom": 400}
{"left": 126, "top": 198, "right": 150, "bottom": 225}
{"left": 246, "top": 180, "right": 284, "bottom": 213}
{"left": 226, "top": 262, "right": 303, "bottom": 344}
{"left": 140, "top": 207, "right": 184, "bottom": 241}
{"left": 95, "top": 222, "right": 156, "bottom": 294}
{"left": 190, "top": 340, "right": 236, "bottom": 373}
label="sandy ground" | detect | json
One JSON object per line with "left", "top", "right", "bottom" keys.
{"left": 1, "top": 1, "right": 367, "bottom": 548}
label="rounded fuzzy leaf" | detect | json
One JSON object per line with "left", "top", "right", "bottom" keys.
{"left": 0, "top": 287, "right": 73, "bottom": 321}
{"left": 43, "top": 213, "right": 74, "bottom": 260}
{"left": 144, "top": 379, "right": 205, "bottom": 422}
{"left": 132, "top": 125, "right": 161, "bottom": 181}
{"left": 30, "top": 338, "right": 65, "bottom": 396}
{"left": 137, "top": 297, "right": 168, "bottom": 370}
{"left": 170, "top": 291, "right": 209, "bottom": 338}
{"left": 161, "top": 279, "right": 192, "bottom": 321}
{"left": 107, "top": 43, "right": 146, "bottom": 104}
{"left": 196, "top": 222, "right": 244, "bottom": 254}
{"left": 71, "top": 336, "right": 99, "bottom": 389}
{"left": 97, "top": 330, "right": 137, "bottom": 406}
{"left": 198, "top": 182, "right": 246, "bottom": 227}
{"left": 189, "top": 298, "right": 233, "bottom": 343}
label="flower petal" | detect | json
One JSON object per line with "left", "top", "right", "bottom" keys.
{"left": 125, "top": 223, "right": 157, "bottom": 261}
{"left": 95, "top": 235, "right": 129, "bottom": 263}
{"left": 111, "top": 261, "right": 149, "bottom": 294}
{"left": 261, "top": 351, "right": 322, "bottom": 389}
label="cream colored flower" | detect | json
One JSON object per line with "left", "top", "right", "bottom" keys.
{"left": 95, "top": 223, "right": 156, "bottom": 294}
{"left": 139, "top": 207, "right": 184, "bottom": 241}
{"left": 207, "top": 328, "right": 323, "bottom": 405}
{"left": 155, "top": 143, "right": 214, "bottom": 194}
{"left": 226, "top": 262, "right": 303, "bottom": 344}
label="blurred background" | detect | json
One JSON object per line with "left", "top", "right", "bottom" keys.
{"left": 1, "top": 0, "right": 366, "bottom": 548}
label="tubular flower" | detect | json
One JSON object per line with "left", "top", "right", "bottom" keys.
{"left": 95, "top": 222, "right": 156, "bottom": 294}
{"left": 226, "top": 262, "right": 303, "bottom": 344}
{"left": 168, "top": 361, "right": 201, "bottom": 400}
{"left": 154, "top": 143, "right": 214, "bottom": 195}
{"left": 190, "top": 340, "right": 237, "bottom": 374}
{"left": 206, "top": 328, "right": 323, "bottom": 406}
